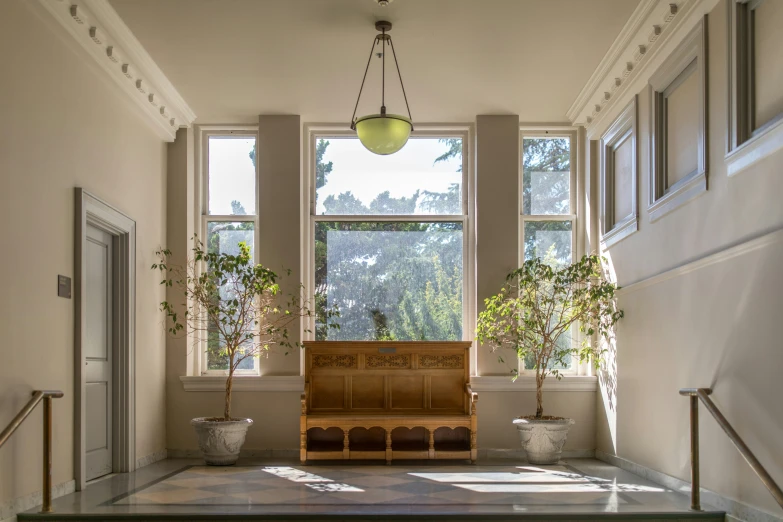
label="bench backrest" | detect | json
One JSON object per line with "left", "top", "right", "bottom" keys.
{"left": 303, "top": 341, "right": 472, "bottom": 416}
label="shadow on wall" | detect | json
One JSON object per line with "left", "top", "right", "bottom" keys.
{"left": 598, "top": 252, "right": 618, "bottom": 454}
{"left": 706, "top": 250, "right": 783, "bottom": 437}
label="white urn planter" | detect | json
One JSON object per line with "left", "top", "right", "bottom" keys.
{"left": 513, "top": 417, "right": 574, "bottom": 465}
{"left": 191, "top": 417, "right": 253, "bottom": 466}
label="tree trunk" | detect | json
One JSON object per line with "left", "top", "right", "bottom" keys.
{"left": 536, "top": 371, "right": 544, "bottom": 418}
{"left": 224, "top": 356, "right": 235, "bottom": 420}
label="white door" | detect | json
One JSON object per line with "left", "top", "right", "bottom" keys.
{"left": 85, "top": 225, "right": 114, "bottom": 480}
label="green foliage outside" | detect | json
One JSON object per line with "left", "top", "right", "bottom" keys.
{"left": 314, "top": 139, "right": 463, "bottom": 342}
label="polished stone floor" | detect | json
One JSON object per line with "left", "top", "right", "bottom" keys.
{"left": 19, "top": 458, "right": 723, "bottom": 520}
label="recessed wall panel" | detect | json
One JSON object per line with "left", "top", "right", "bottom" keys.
{"left": 613, "top": 136, "right": 634, "bottom": 222}
{"left": 666, "top": 70, "right": 699, "bottom": 186}
{"left": 754, "top": 0, "right": 783, "bottom": 129}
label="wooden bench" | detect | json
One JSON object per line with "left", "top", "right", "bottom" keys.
{"left": 300, "top": 341, "right": 478, "bottom": 464}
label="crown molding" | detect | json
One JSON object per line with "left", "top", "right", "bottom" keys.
{"left": 566, "top": 0, "right": 659, "bottom": 123}
{"left": 34, "top": 0, "right": 196, "bottom": 141}
{"left": 568, "top": 0, "right": 719, "bottom": 138}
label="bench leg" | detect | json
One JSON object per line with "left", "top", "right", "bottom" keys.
{"left": 385, "top": 429, "right": 392, "bottom": 465}
{"left": 470, "top": 428, "right": 477, "bottom": 464}
{"left": 428, "top": 429, "right": 435, "bottom": 459}
{"left": 300, "top": 429, "right": 307, "bottom": 465}
{"left": 343, "top": 429, "right": 350, "bottom": 460}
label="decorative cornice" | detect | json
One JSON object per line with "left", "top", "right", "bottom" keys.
{"left": 566, "top": 0, "right": 659, "bottom": 124}
{"left": 179, "top": 375, "right": 305, "bottom": 392}
{"left": 34, "top": 0, "right": 195, "bottom": 141}
{"left": 469, "top": 376, "right": 598, "bottom": 392}
{"left": 568, "top": 0, "right": 719, "bottom": 135}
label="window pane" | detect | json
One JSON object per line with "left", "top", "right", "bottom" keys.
{"left": 206, "top": 221, "right": 255, "bottom": 256}
{"left": 523, "top": 334, "right": 573, "bottom": 370}
{"left": 315, "top": 222, "right": 463, "bottom": 341}
{"left": 205, "top": 221, "right": 256, "bottom": 371}
{"left": 523, "top": 221, "right": 572, "bottom": 266}
{"left": 522, "top": 137, "right": 570, "bottom": 215}
{"left": 316, "top": 137, "right": 462, "bottom": 215}
{"left": 208, "top": 136, "right": 256, "bottom": 216}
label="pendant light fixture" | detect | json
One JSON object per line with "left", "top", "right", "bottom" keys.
{"left": 350, "top": 21, "right": 414, "bottom": 155}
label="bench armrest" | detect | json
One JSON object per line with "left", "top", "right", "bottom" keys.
{"left": 300, "top": 384, "right": 308, "bottom": 415}
{"left": 465, "top": 384, "right": 478, "bottom": 414}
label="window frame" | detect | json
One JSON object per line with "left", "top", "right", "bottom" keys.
{"left": 648, "top": 17, "right": 708, "bottom": 223}
{"left": 518, "top": 128, "right": 581, "bottom": 376}
{"left": 302, "top": 125, "right": 476, "bottom": 365}
{"left": 726, "top": 0, "right": 783, "bottom": 176}
{"left": 600, "top": 96, "right": 638, "bottom": 250}
{"left": 196, "top": 124, "right": 261, "bottom": 376}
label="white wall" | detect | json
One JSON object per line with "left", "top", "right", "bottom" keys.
{"left": 594, "top": 1, "right": 783, "bottom": 517}
{"left": 0, "top": 0, "right": 167, "bottom": 511}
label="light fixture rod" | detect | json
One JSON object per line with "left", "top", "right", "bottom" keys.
{"left": 388, "top": 36, "right": 413, "bottom": 129}
{"left": 350, "top": 34, "right": 379, "bottom": 129}
{"left": 382, "top": 27, "right": 386, "bottom": 111}
{"left": 349, "top": 20, "right": 413, "bottom": 131}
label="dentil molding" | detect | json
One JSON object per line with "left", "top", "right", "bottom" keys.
{"left": 33, "top": 0, "right": 196, "bottom": 141}
{"left": 567, "top": 0, "right": 718, "bottom": 137}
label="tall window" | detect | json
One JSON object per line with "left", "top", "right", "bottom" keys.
{"left": 520, "top": 133, "right": 575, "bottom": 266}
{"left": 520, "top": 131, "right": 577, "bottom": 371}
{"left": 310, "top": 134, "right": 469, "bottom": 342}
{"left": 201, "top": 128, "right": 258, "bottom": 374}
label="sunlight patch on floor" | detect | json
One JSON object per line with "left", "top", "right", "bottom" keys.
{"left": 409, "top": 471, "right": 594, "bottom": 483}
{"left": 453, "top": 483, "right": 664, "bottom": 493}
{"left": 262, "top": 466, "right": 364, "bottom": 492}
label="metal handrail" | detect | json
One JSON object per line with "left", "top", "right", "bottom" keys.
{"left": 0, "top": 390, "right": 64, "bottom": 513}
{"left": 680, "top": 387, "right": 783, "bottom": 511}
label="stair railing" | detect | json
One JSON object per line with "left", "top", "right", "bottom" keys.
{"left": 679, "top": 388, "right": 783, "bottom": 511}
{"left": 0, "top": 390, "right": 64, "bottom": 513}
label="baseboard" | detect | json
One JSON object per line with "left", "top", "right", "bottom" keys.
{"left": 596, "top": 450, "right": 782, "bottom": 522}
{"left": 0, "top": 479, "right": 75, "bottom": 522}
{"left": 136, "top": 448, "right": 168, "bottom": 469}
{"left": 167, "top": 448, "right": 300, "bottom": 460}
{"left": 479, "top": 448, "right": 595, "bottom": 460}
{"left": 168, "top": 448, "right": 595, "bottom": 462}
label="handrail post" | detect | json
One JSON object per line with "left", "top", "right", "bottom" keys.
{"left": 41, "top": 396, "right": 53, "bottom": 514}
{"left": 689, "top": 395, "right": 701, "bottom": 511}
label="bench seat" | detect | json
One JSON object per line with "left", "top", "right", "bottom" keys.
{"left": 300, "top": 342, "right": 477, "bottom": 464}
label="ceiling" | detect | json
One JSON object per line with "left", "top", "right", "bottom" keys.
{"left": 109, "top": 0, "right": 640, "bottom": 125}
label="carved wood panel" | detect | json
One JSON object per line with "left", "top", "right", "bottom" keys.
{"left": 419, "top": 354, "right": 463, "bottom": 369}
{"left": 366, "top": 354, "right": 410, "bottom": 369}
{"left": 312, "top": 354, "right": 357, "bottom": 368}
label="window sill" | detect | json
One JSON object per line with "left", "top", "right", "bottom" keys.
{"left": 648, "top": 171, "right": 707, "bottom": 223}
{"left": 601, "top": 215, "right": 638, "bottom": 250}
{"left": 179, "top": 375, "right": 304, "bottom": 392}
{"left": 727, "top": 117, "right": 783, "bottom": 177}
{"left": 469, "top": 375, "right": 597, "bottom": 392}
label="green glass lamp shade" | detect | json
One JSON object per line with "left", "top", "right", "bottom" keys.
{"left": 354, "top": 114, "right": 412, "bottom": 155}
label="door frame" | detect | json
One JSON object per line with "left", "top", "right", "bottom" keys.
{"left": 74, "top": 188, "right": 136, "bottom": 490}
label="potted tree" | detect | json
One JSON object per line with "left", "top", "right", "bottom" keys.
{"left": 476, "top": 254, "right": 622, "bottom": 464}
{"left": 153, "top": 238, "right": 337, "bottom": 465}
